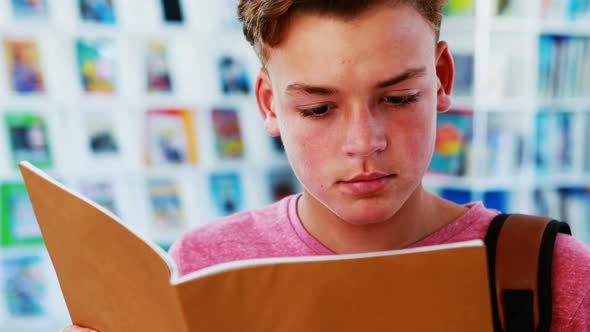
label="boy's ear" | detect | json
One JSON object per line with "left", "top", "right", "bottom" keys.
{"left": 434, "top": 41, "right": 455, "bottom": 113}
{"left": 255, "top": 68, "right": 281, "bottom": 136}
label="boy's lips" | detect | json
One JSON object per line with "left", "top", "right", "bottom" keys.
{"left": 339, "top": 172, "right": 396, "bottom": 195}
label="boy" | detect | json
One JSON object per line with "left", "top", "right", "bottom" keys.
{"left": 64, "top": 0, "right": 590, "bottom": 331}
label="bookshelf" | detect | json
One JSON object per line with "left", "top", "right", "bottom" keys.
{"left": 0, "top": 0, "right": 589, "bottom": 331}
{"left": 0, "top": 0, "right": 294, "bottom": 331}
{"left": 426, "top": 0, "right": 590, "bottom": 241}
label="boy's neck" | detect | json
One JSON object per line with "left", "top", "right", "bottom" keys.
{"left": 297, "top": 186, "right": 468, "bottom": 254}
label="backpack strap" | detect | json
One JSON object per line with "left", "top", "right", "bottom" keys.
{"left": 484, "top": 214, "right": 571, "bottom": 332}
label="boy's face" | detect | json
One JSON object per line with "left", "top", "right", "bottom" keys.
{"left": 256, "top": 5, "right": 454, "bottom": 225}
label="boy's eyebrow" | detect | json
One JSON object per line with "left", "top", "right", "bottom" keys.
{"left": 284, "top": 67, "right": 427, "bottom": 96}
{"left": 285, "top": 83, "right": 338, "bottom": 96}
{"left": 375, "top": 67, "right": 427, "bottom": 89}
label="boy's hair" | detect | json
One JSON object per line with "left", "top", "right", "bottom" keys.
{"left": 238, "top": 0, "right": 447, "bottom": 63}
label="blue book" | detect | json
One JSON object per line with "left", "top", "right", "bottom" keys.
{"left": 440, "top": 188, "right": 472, "bottom": 205}
{"left": 538, "top": 36, "right": 553, "bottom": 98}
{"left": 483, "top": 191, "right": 510, "bottom": 213}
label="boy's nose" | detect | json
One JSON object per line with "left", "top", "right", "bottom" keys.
{"left": 341, "top": 108, "right": 387, "bottom": 158}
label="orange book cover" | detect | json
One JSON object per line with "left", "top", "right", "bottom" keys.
{"left": 145, "top": 109, "right": 198, "bottom": 165}
{"left": 19, "top": 162, "right": 493, "bottom": 332}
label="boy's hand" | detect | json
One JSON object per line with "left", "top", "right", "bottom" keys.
{"left": 60, "top": 326, "right": 98, "bottom": 332}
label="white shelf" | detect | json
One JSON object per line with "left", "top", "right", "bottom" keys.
{"left": 540, "top": 20, "right": 590, "bottom": 36}
{"left": 538, "top": 98, "right": 590, "bottom": 111}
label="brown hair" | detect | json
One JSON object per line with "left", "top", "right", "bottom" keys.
{"left": 238, "top": 0, "right": 447, "bottom": 62}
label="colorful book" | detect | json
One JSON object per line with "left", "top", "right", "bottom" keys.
{"left": 2, "top": 39, "right": 45, "bottom": 94}
{"left": 4, "top": 112, "right": 53, "bottom": 169}
{"left": 212, "top": 108, "right": 244, "bottom": 159}
{"left": 0, "top": 183, "right": 43, "bottom": 246}
{"left": 209, "top": 171, "right": 243, "bottom": 216}
{"left": 145, "top": 109, "right": 198, "bottom": 165}
{"left": 10, "top": 0, "right": 48, "bottom": 19}
{"left": 1, "top": 254, "right": 48, "bottom": 317}
{"left": 145, "top": 40, "right": 173, "bottom": 93}
{"left": 79, "top": 0, "right": 116, "bottom": 24}
{"left": 429, "top": 110, "right": 472, "bottom": 176}
{"left": 147, "top": 178, "right": 186, "bottom": 237}
{"left": 218, "top": 55, "right": 251, "bottom": 96}
{"left": 19, "top": 161, "right": 494, "bottom": 332}
{"left": 268, "top": 167, "right": 299, "bottom": 202}
{"left": 76, "top": 38, "right": 117, "bottom": 94}
{"left": 84, "top": 111, "right": 120, "bottom": 158}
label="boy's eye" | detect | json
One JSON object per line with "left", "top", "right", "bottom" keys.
{"left": 382, "top": 93, "right": 420, "bottom": 105}
{"left": 300, "top": 105, "right": 334, "bottom": 117}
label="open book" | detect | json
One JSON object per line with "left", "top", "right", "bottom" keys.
{"left": 19, "top": 162, "right": 494, "bottom": 332}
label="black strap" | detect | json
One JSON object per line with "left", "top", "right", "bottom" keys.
{"left": 485, "top": 213, "right": 508, "bottom": 332}
{"left": 484, "top": 214, "right": 571, "bottom": 332}
{"left": 537, "top": 220, "right": 571, "bottom": 331}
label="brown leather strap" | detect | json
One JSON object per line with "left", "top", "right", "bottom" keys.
{"left": 494, "top": 214, "right": 552, "bottom": 331}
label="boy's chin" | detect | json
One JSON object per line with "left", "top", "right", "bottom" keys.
{"left": 334, "top": 207, "right": 397, "bottom": 226}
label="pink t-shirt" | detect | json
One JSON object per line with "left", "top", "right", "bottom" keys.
{"left": 169, "top": 194, "right": 590, "bottom": 331}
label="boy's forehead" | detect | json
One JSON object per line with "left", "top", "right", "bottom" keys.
{"left": 265, "top": 5, "right": 436, "bottom": 85}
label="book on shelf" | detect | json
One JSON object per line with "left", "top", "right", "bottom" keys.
{"left": 146, "top": 177, "right": 187, "bottom": 240}
{"left": 208, "top": 171, "right": 244, "bottom": 216}
{"left": 270, "top": 136, "right": 285, "bottom": 154}
{"left": 534, "top": 187, "right": 590, "bottom": 245}
{"left": 4, "top": 112, "right": 53, "bottom": 169}
{"left": 268, "top": 167, "right": 300, "bottom": 203}
{"left": 534, "top": 189, "right": 561, "bottom": 219}
{"left": 217, "top": 54, "right": 251, "bottom": 96}
{"left": 83, "top": 110, "right": 121, "bottom": 160}
{"left": 145, "top": 39, "right": 173, "bottom": 94}
{"left": 452, "top": 53, "right": 474, "bottom": 97}
{"left": 439, "top": 188, "right": 511, "bottom": 213}
{"left": 18, "top": 161, "right": 494, "bottom": 332}
{"left": 560, "top": 188, "right": 590, "bottom": 244}
{"left": 2, "top": 38, "right": 45, "bottom": 95}
{"left": 79, "top": 0, "right": 116, "bottom": 24}
{"left": 0, "top": 253, "right": 49, "bottom": 318}
{"left": 535, "top": 111, "right": 585, "bottom": 175}
{"left": 79, "top": 180, "right": 119, "bottom": 217}
{"left": 160, "top": 0, "right": 184, "bottom": 23}
{"left": 76, "top": 38, "right": 117, "bottom": 94}
{"left": 145, "top": 109, "right": 198, "bottom": 165}
{"left": 211, "top": 108, "right": 244, "bottom": 160}
{"left": 10, "top": 0, "right": 49, "bottom": 19}
{"left": 0, "top": 182, "right": 43, "bottom": 247}
{"left": 484, "top": 113, "right": 525, "bottom": 177}
{"left": 429, "top": 110, "right": 472, "bottom": 176}
{"left": 538, "top": 35, "right": 590, "bottom": 99}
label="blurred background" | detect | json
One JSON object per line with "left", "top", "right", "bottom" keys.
{"left": 0, "top": 0, "right": 588, "bottom": 330}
